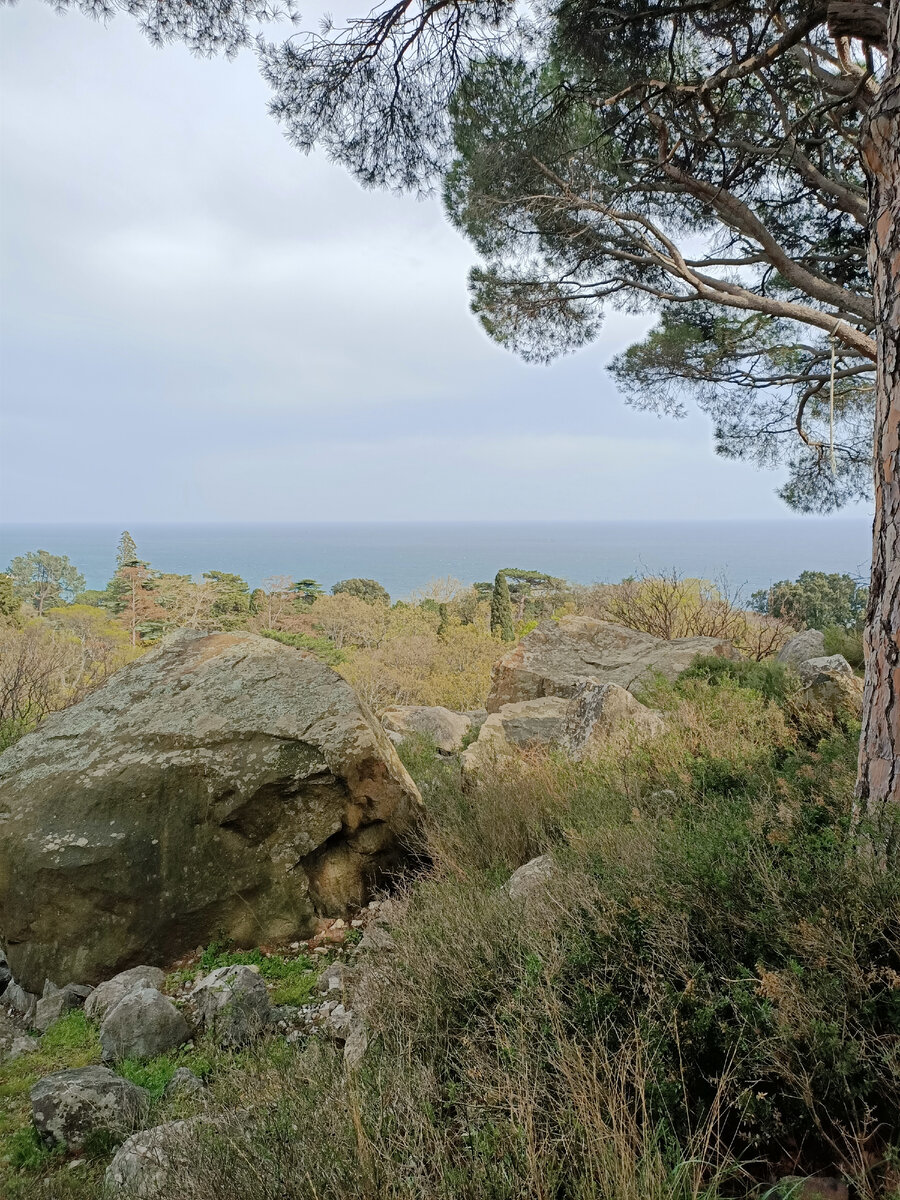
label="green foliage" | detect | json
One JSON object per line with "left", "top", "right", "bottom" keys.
{"left": 750, "top": 571, "right": 868, "bottom": 632}
{"left": 261, "top": 628, "right": 346, "bottom": 666}
{"left": 192, "top": 941, "right": 321, "bottom": 1006}
{"left": 678, "top": 654, "right": 796, "bottom": 706}
{"left": 5, "top": 1126, "right": 61, "bottom": 1172}
{"left": 292, "top": 579, "right": 324, "bottom": 605}
{"left": 202, "top": 571, "right": 252, "bottom": 628}
{"left": 823, "top": 624, "right": 866, "bottom": 670}
{"left": 490, "top": 571, "right": 515, "bottom": 641}
{"left": 0, "top": 574, "right": 18, "bottom": 620}
{"left": 6, "top": 550, "right": 85, "bottom": 614}
{"left": 115, "top": 530, "right": 138, "bottom": 570}
{"left": 332, "top": 578, "right": 391, "bottom": 605}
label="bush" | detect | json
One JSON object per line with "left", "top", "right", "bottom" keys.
{"left": 823, "top": 624, "right": 866, "bottom": 670}
{"left": 577, "top": 571, "right": 793, "bottom": 660}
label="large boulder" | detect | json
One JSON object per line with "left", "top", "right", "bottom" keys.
{"left": 0, "top": 629, "right": 423, "bottom": 994}
{"left": 381, "top": 706, "right": 471, "bottom": 753}
{"left": 100, "top": 987, "right": 191, "bottom": 1062}
{"left": 777, "top": 628, "right": 826, "bottom": 665}
{"left": 31, "top": 1065, "right": 150, "bottom": 1151}
{"left": 486, "top": 617, "right": 738, "bottom": 712}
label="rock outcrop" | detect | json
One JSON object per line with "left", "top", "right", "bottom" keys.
{"left": 486, "top": 617, "right": 738, "bottom": 712}
{"left": 381, "top": 705, "right": 472, "bottom": 753}
{"left": 0, "top": 629, "right": 423, "bottom": 994}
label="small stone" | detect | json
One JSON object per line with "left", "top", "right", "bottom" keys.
{"left": 355, "top": 925, "right": 395, "bottom": 953}
{"left": 5, "top": 1035, "right": 38, "bottom": 1063}
{"left": 4, "top": 981, "right": 37, "bottom": 1024}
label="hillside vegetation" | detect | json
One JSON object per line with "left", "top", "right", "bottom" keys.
{"left": 3, "top": 653, "right": 896, "bottom": 1200}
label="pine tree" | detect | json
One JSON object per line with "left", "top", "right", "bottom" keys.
{"left": 490, "top": 572, "right": 515, "bottom": 642}
{"left": 116, "top": 531, "right": 138, "bottom": 570}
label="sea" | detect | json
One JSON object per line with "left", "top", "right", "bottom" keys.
{"left": 0, "top": 520, "right": 874, "bottom": 601}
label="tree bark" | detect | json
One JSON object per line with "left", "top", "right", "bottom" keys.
{"left": 857, "top": 2, "right": 900, "bottom": 822}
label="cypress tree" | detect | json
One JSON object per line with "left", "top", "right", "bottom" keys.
{"left": 490, "top": 571, "right": 515, "bottom": 642}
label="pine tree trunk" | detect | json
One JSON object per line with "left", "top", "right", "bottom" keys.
{"left": 858, "top": 6, "right": 900, "bottom": 819}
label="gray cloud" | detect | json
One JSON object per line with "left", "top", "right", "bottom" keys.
{"left": 0, "top": 2, "right": 868, "bottom": 522}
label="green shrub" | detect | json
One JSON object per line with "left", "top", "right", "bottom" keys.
{"left": 677, "top": 653, "right": 796, "bottom": 705}
{"left": 260, "top": 628, "right": 346, "bottom": 666}
{"left": 823, "top": 624, "right": 866, "bottom": 670}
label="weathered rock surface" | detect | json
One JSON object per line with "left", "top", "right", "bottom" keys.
{"left": 505, "top": 855, "right": 554, "bottom": 902}
{"left": 796, "top": 654, "right": 854, "bottom": 686}
{"left": 799, "top": 669, "right": 864, "bottom": 718}
{"left": 776, "top": 628, "right": 826, "bottom": 665}
{"left": 487, "top": 617, "right": 738, "bottom": 712}
{"left": 163, "top": 1067, "right": 205, "bottom": 1102}
{"left": 106, "top": 1112, "right": 255, "bottom": 1199}
{"left": 100, "top": 987, "right": 190, "bottom": 1062}
{"left": 31, "top": 1065, "right": 150, "bottom": 1150}
{"left": 33, "top": 983, "right": 93, "bottom": 1034}
{"left": 4, "top": 981, "right": 37, "bottom": 1024}
{"left": 563, "top": 679, "right": 665, "bottom": 761}
{"left": 190, "top": 965, "right": 271, "bottom": 1046}
{"left": 461, "top": 698, "right": 569, "bottom": 773}
{"left": 381, "top": 705, "right": 472, "bottom": 753}
{"left": 85, "top": 967, "right": 167, "bottom": 1024}
{"left": 0, "top": 628, "right": 423, "bottom": 993}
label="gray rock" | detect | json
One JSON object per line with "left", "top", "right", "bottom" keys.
{"left": 797, "top": 654, "right": 854, "bottom": 686}
{"left": 0, "top": 628, "right": 423, "bottom": 994}
{"left": 33, "top": 984, "right": 93, "bottom": 1034}
{"left": 563, "top": 679, "right": 664, "bottom": 761}
{"left": 355, "top": 925, "right": 395, "bottom": 953}
{"left": 777, "top": 627, "right": 826, "bottom": 665}
{"left": 505, "top": 855, "right": 554, "bottom": 902}
{"left": 4, "top": 1035, "right": 39, "bottom": 1064}
{"left": 85, "top": 966, "right": 167, "bottom": 1024}
{"left": 343, "top": 1018, "right": 368, "bottom": 1068}
{"left": 461, "top": 697, "right": 569, "bottom": 774}
{"left": 4, "top": 981, "right": 37, "bottom": 1024}
{"left": 799, "top": 670, "right": 864, "bottom": 718}
{"left": 163, "top": 1067, "right": 204, "bottom": 1102}
{"left": 316, "top": 960, "right": 359, "bottom": 996}
{"left": 323, "top": 1002, "right": 354, "bottom": 1040}
{"left": 191, "top": 965, "right": 271, "bottom": 1046}
{"left": 464, "top": 709, "right": 488, "bottom": 731}
{"left": 381, "top": 705, "right": 472, "bottom": 753}
{"left": 0, "top": 957, "right": 10, "bottom": 998}
{"left": 487, "top": 616, "right": 739, "bottom": 712}
{"left": 106, "top": 1112, "right": 255, "bottom": 1199}
{"left": 100, "top": 987, "right": 190, "bottom": 1062}
{"left": 31, "top": 1065, "right": 150, "bottom": 1151}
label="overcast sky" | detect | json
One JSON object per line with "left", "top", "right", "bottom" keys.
{"left": 0, "top": 2, "right": 872, "bottom": 523}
